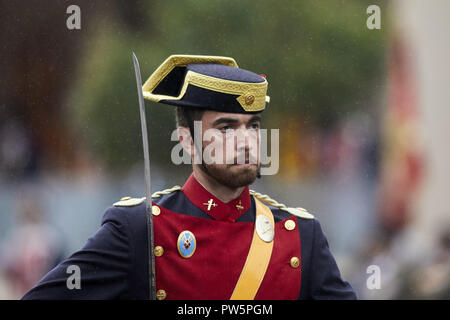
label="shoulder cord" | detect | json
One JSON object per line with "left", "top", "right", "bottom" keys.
{"left": 151, "top": 185, "right": 181, "bottom": 198}
{"left": 250, "top": 190, "right": 308, "bottom": 212}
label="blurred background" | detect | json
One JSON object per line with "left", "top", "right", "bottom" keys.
{"left": 0, "top": 0, "right": 449, "bottom": 299}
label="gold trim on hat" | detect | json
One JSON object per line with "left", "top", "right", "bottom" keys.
{"left": 143, "top": 70, "right": 268, "bottom": 112}
{"left": 142, "top": 54, "right": 238, "bottom": 95}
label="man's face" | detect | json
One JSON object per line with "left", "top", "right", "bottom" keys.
{"left": 192, "top": 111, "right": 261, "bottom": 188}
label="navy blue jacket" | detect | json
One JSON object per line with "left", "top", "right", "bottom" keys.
{"left": 22, "top": 185, "right": 356, "bottom": 300}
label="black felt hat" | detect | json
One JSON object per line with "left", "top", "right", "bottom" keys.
{"left": 142, "top": 55, "right": 269, "bottom": 113}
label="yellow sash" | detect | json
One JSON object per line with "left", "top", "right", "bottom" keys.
{"left": 230, "top": 198, "right": 274, "bottom": 300}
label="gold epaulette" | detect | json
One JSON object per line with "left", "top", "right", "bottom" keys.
{"left": 113, "top": 185, "right": 181, "bottom": 207}
{"left": 150, "top": 185, "right": 181, "bottom": 198}
{"left": 113, "top": 196, "right": 146, "bottom": 207}
{"left": 249, "top": 190, "right": 314, "bottom": 220}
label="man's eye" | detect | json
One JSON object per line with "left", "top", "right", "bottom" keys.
{"left": 220, "top": 125, "right": 232, "bottom": 132}
{"left": 250, "top": 123, "right": 260, "bottom": 130}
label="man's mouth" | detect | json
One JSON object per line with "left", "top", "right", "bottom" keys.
{"left": 231, "top": 158, "right": 257, "bottom": 166}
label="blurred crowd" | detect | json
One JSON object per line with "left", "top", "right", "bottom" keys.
{"left": 0, "top": 186, "right": 65, "bottom": 299}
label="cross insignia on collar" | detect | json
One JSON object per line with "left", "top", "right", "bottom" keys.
{"left": 203, "top": 198, "right": 217, "bottom": 211}
{"left": 236, "top": 200, "right": 244, "bottom": 211}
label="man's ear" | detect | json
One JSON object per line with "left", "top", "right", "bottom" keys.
{"left": 178, "top": 126, "right": 194, "bottom": 157}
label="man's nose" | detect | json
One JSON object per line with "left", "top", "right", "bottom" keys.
{"left": 234, "top": 128, "right": 255, "bottom": 151}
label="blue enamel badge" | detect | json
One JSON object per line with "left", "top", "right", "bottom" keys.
{"left": 177, "top": 230, "right": 196, "bottom": 258}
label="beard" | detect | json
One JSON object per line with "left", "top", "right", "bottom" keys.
{"left": 199, "top": 162, "right": 260, "bottom": 189}
{"left": 193, "top": 136, "right": 261, "bottom": 188}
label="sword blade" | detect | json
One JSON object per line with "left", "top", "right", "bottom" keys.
{"left": 132, "top": 52, "right": 156, "bottom": 300}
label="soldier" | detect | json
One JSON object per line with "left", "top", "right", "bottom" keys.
{"left": 22, "top": 55, "right": 356, "bottom": 300}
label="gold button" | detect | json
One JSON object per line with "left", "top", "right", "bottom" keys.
{"left": 290, "top": 257, "right": 300, "bottom": 268}
{"left": 245, "top": 95, "right": 255, "bottom": 105}
{"left": 120, "top": 196, "right": 131, "bottom": 201}
{"left": 284, "top": 220, "right": 296, "bottom": 231}
{"left": 152, "top": 205, "right": 161, "bottom": 216}
{"left": 154, "top": 246, "right": 164, "bottom": 257}
{"left": 156, "top": 289, "right": 166, "bottom": 300}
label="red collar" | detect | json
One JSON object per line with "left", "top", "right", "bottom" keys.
{"left": 181, "top": 174, "right": 251, "bottom": 222}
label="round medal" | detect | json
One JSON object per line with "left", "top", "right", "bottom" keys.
{"left": 177, "top": 230, "right": 196, "bottom": 258}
